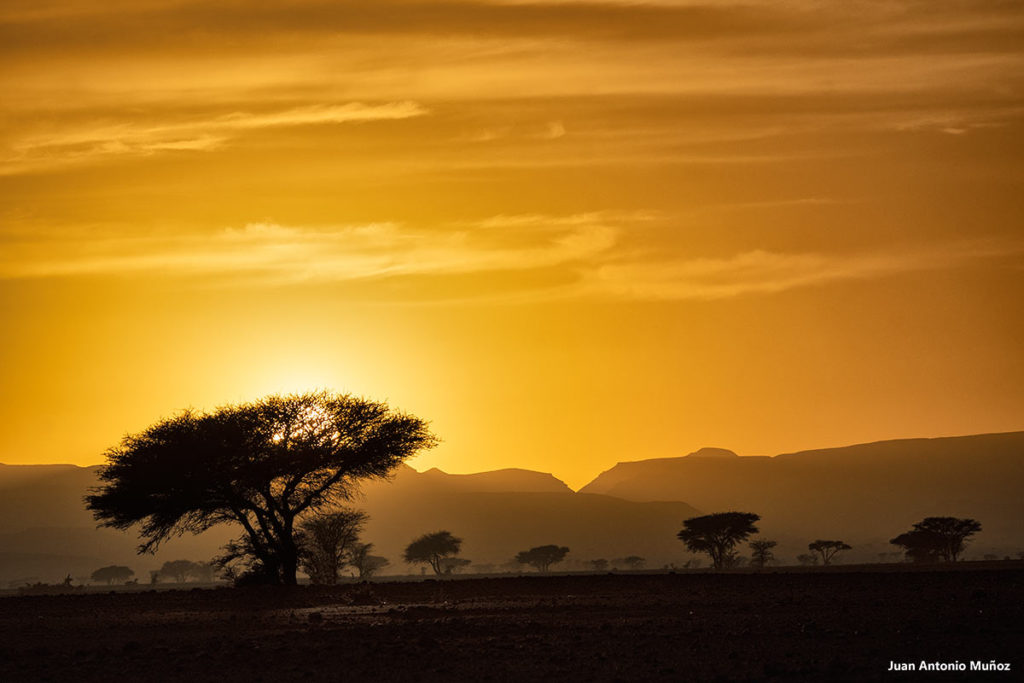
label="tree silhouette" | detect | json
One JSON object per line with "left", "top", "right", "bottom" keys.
{"left": 86, "top": 391, "right": 436, "bottom": 585}
{"left": 299, "top": 508, "right": 368, "bottom": 585}
{"left": 807, "top": 540, "right": 851, "bottom": 566}
{"left": 796, "top": 553, "right": 818, "bottom": 566}
{"left": 349, "top": 543, "right": 390, "bottom": 578}
{"left": 589, "top": 558, "right": 609, "bottom": 572}
{"left": 439, "top": 557, "right": 472, "bottom": 574}
{"left": 516, "top": 545, "right": 570, "bottom": 572}
{"left": 618, "top": 555, "right": 646, "bottom": 570}
{"left": 677, "top": 512, "right": 760, "bottom": 570}
{"left": 159, "top": 559, "right": 199, "bottom": 583}
{"left": 749, "top": 539, "right": 777, "bottom": 568}
{"left": 403, "top": 531, "right": 463, "bottom": 575}
{"left": 91, "top": 565, "right": 134, "bottom": 585}
{"left": 890, "top": 517, "right": 981, "bottom": 562}
{"left": 191, "top": 561, "right": 217, "bottom": 583}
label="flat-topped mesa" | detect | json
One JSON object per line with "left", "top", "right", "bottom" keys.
{"left": 685, "top": 447, "right": 739, "bottom": 459}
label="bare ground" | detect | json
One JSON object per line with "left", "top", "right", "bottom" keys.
{"left": 1, "top": 565, "right": 1021, "bottom": 682}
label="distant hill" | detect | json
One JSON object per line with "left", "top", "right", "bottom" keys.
{"left": 0, "top": 461, "right": 698, "bottom": 583}
{"left": 355, "top": 464, "right": 698, "bottom": 569}
{"left": 401, "top": 465, "right": 573, "bottom": 494}
{"left": 579, "top": 432, "right": 1024, "bottom": 560}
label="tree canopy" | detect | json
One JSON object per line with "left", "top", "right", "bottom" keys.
{"left": 677, "top": 512, "right": 760, "bottom": 570}
{"left": 890, "top": 517, "right": 981, "bottom": 562}
{"left": 617, "top": 555, "right": 645, "bottom": 570}
{"left": 86, "top": 391, "right": 436, "bottom": 585}
{"left": 91, "top": 565, "right": 134, "bottom": 585}
{"left": 403, "top": 531, "right": 463, "bottom": 575}
{"left": 749, "top": 539, "right": 777, "bottom": 568}
{"left": 807, "top": 540, "right": 851, "bottom": 566}
{"left": 516, "top": 545, "right": 570, "bottom": 572}
{"left": 159, "top": 559, "right": 200, "bottom": 583}
{"left": 349, "top": 542, "right": 390, "bottom": 579}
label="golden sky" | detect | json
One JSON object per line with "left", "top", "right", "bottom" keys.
{"left": 1, "top": 0, "right": 1022, "bottom": 488}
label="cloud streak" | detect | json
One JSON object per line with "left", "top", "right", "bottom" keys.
{"left": 2, "top": 215, "right": 1018, "bottom": 304}
{"left": 0, "top": 216, "right": 617, "bottom": 285}
{"left": 2, "top": 101, "right": 428, "bottom": 173}
{"left": 576, "top": 243, "right": 1023, "bottom": 301}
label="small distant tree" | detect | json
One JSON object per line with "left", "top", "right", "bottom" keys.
{"left": 348, "top": 543, "right": 389, "bottom": 579}
{"left": 91, "top": 565, "right": 135, "bottom": 585}
{"left": 749, "top": 539, "right": 777, "bottom": 568}
{"left": 439, "top": 557, "right": 472, "bottom": 574}
{"left": 590, "top": 558, "right": 609, "bottom": 572}
{"left": 516, "top": 545, "right": 570, "bottom": 573}
{"left": 677, "top": 512, "right": 760, "bottom": 570}
{"left": 404, "top": 531, "right": 463, "bottom": 575}
{"left": 808, "top": 540, "right": 851, "bottom": 566}
{"left": 796, "top": 553, "right": 818, "bottom": 566}
{"left": 299, "top": 508, "right": 368, "bottom": 585}
{"left": 683, "top": 558, "right": 702, "bottom": 569}
{"left": 160, "top": 559, "right": 200, "bottom": 583}
{"left": 890, "top": 517, "right": 981, "bottom": 563}
{"left": 190, "top": 561, "right": 216, "bottom": 583}
{"left": 619, "top": 556, "right": 645, "bottom": 570}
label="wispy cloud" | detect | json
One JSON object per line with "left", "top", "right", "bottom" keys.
{"left": 2, "top": 101, "right": 428, "bottom": 173}
{"left": 0, "top": 215, "right": 617, "bottom": 284}
{"left": 574, "top": 243, "right": 1023, "bottom": 301}
{"left": 2, "top": 214, "right": 1018, "bottom": 304}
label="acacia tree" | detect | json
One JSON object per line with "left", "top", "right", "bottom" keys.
{"left": 91, "top": 565, "right": 134, "bottom": 585}
{"left": 618, "top": 555, "right": 646, "bottom": 570}
{"left": 677, "top": 512, "right": 760, "bottom": 570}
{"left": 191, "top": 561, "right": 217, "bottom": 583}
{"left": 86, "top": 391, "right": 436, "bottom": 586}
{"left": 403, "top": 531, "right": 463, "bottom": 575}
{"left": 749, "top": 539, "right": 777, "bottom": 568}
{"left": 299, "top": 508, "right": 368, "bottom": 585}
{"left": 159, "top": 559, "right": 199, "bottom": 583}
{"left": 796, "top": 553, "right": 818, "bottom": 566}
{"left": 439, "top": 557, "right": 472, "bottom": 574}
{"left": 349, "top": 542, "right": 390, "bottom": 579}
{"left": 890, "top": 517, "right": 981, "bottom": 562}
{"left": 516, "top": 545, "right": 570, "bottom": 572}
{"left": 807, "top": 540, "right": 851, "bottom": 566}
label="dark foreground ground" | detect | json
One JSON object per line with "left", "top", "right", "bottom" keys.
{"left": 1, "top": 566, "right": 1021, "bottom": 682}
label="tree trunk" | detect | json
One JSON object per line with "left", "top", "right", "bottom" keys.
{"left": 280, "top": 548, "right": 299, "bottom": 585}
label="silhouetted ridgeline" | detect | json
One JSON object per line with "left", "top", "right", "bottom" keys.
{"left": 2, "top": 431, "right": 1022, "bottom": 583}
{"left": 580, "top": 432, "right": 1024, "bottom": 557}
{"left": 357, "top": 464, "right": 700, "bottom": 570}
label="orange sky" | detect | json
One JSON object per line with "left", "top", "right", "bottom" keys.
{"left": 1, "top": 0, "right": 1022, "bottom": 489}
